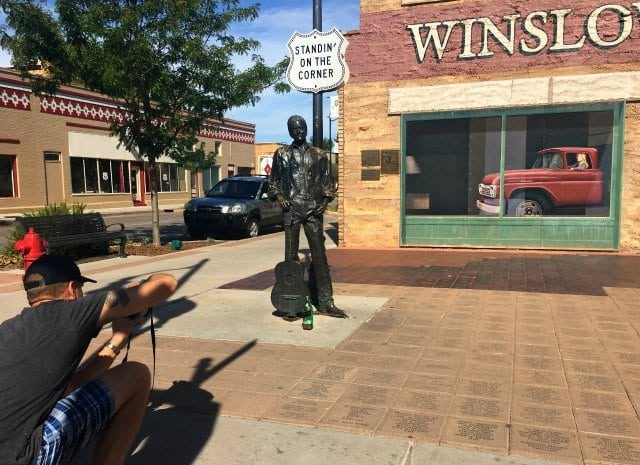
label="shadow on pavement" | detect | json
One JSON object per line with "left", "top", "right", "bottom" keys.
{"left": 126, "top": 341, "right": 257, "bottom": 465}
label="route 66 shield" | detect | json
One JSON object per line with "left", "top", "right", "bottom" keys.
{"left": 286, "top": 28, "right": 349, "bottom": 94}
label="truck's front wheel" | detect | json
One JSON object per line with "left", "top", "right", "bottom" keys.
{"left": 508, "top": 192, "right": 552, "bottom": 217}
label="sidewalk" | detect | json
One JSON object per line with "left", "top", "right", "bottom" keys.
{"left": 0, "top": 203, "right": 185, "bottom": 222}
{"left": 2, "top": 233, "right": 640, "bottom": 465}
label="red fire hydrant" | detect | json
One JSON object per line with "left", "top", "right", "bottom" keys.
{"left": 14, "top": 227, "right": 47, "bottom": 271}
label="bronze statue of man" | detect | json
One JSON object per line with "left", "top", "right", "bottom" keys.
{"left": 269, "top": 115, "right": 347, "bottom": 318}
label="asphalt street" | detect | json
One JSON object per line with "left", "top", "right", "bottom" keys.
{"left": 0, "top": 209, "right": 294, "bottom": 248}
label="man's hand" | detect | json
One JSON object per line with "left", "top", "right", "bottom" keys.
{"left": 110, "top": 315, "right": 144, "bottom": 346}
{"left": 312, "top": 199, "right": 329, "bottom": 216}
{"left": 277, "top": 194, "right": 291, "bottom": 210}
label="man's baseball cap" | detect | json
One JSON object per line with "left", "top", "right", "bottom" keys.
{"left": 23, "top": 255, "right": 97, "bottom": 290}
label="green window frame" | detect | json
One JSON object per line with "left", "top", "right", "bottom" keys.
{"left": 400, "top": 102, "right": 625, "bottom": 250}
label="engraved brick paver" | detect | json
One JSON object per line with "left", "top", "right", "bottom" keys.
{"left": 84, "top": 247, "right": 640, "bottom": 465}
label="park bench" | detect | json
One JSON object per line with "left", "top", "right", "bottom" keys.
{"left": 16, "top": 213, "right": 127, "bottom": 257}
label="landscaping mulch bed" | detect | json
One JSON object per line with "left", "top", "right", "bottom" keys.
{"left": 120, "top": 240, "right": 216, "bottom": 256}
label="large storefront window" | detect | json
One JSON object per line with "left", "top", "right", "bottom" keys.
{"left": 71, "top": 157, "right": 131, "bottom": 194}
{"left": 405, "top": 109, "right": 615, "bottom": 218}
{"left": 0, "top": 155, "right": 16, "bottom": 197}
{"left": 405, "top": 117, "right": 501, "bottom": 215}
{"left": 156, "top": 162, "right": 186, "bottom": 192}
{"left": 503, "top": 111, "right": 613, "bottom": 217}
{"left": 402, "top": 104, "right": 622, "bottom": 249}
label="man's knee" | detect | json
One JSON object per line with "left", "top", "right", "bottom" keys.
{"left": 122, "top": 361, "right": 152, "bottom": 390}
{"left": 99, "top": 361, "right": 151, "bottom": 409}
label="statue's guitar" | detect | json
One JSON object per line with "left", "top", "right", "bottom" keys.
{"left": 271, "top": 210, "right": 311, "bottom": 318}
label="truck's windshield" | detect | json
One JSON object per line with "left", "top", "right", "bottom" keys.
{"left": 206, "top": 180, "right": 260, "bottom": 199}
{"left": 532, "top": 152, "right": 564, "bottom": 170}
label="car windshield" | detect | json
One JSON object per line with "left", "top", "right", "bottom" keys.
{"left": 206, "top": 180, "right": 260, "bottom": 199}
{"left": 532, "top": 152, "right": 564, "bottom": 170}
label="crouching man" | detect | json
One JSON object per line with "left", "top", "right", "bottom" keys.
{"left": 0, "top": 255, "right": 178, "bottom": 465}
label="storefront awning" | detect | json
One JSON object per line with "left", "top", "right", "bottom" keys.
{"left": 68, "top": 131, "right": 176, "bottom": 163}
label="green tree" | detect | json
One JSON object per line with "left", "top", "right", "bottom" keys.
{"left": 168, "top": 136, "right": 218, "bottom": 197}
{"left": 1, "top": 0, "right": 289, "bottom": 245}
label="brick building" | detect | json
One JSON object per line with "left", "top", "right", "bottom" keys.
{"left": 255, "top": 142, "right": 286, "bottom": 176}
{"left": 339, "top": 0, "right": 640, "bottom": 250}
{"left": 0, "top": 68, "right": 256, "bottom": 215}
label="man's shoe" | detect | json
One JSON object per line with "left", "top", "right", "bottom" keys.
{"left": 316, "top": 304, "right": 349, "bottom": 318}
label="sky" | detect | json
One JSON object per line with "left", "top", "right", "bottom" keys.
{"left": 0, "top": 0, "right": 361, "bottom": 144}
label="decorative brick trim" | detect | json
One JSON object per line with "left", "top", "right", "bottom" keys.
{"left": 0, "top": 84, "right": 31, "bottom": 111}
{"left": 43, "top": 93, "right": 255, "bottom": 144}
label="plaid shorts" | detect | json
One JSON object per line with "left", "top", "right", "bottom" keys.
{"left": 36, "top": 379, "right": 115, "bottom": 465}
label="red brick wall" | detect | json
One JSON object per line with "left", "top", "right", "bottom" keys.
{"left": 347, "top": 1, "right": 640, "bottom": 83}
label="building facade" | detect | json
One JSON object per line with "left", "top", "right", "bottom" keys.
{"left": 255, "top": 142, "right": 285, "bottom": 176}
{"left": 340, "top": 0, "right": 640, "bottom": 250}
{"left": 0, "top": 69, "right": 256, "bottom": 214}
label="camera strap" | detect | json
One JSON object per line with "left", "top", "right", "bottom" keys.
{"left": 122, "top": 308, "right": 156, "bottom": 389}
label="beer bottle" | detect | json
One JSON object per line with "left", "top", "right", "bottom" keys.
{"left": 302, "top": 299, "right": 313, "bottom": 330}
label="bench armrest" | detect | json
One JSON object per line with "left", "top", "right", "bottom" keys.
{"left": 106, "top": 223, "right": 126, "bottom": 232}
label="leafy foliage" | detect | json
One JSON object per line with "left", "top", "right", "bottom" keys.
{"left": 23, "top": 202, "right": 85, "bottom": 217}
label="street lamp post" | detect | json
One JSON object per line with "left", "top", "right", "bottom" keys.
{"left": 312, "top": 0, "right": 323, "bottom": 148}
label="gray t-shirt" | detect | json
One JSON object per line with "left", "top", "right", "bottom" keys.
{"left": 0, "top": 292, "right": 107, "bottom": 465}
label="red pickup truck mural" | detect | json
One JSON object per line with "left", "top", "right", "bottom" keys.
{"left": 476, "top": 147, "right": 604, "bottom": 216}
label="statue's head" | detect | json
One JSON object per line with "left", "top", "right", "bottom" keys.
{"left": 287, "top": 115, "right": 307, "bottom": 144}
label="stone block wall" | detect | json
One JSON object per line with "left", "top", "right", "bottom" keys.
{"left": 621, "top": 102, "right": 640, "bottom": 250}
{"left": 340, "top": 0, "right": 640, "bottom": 249}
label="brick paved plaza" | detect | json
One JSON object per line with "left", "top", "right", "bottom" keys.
{"left": 4, "top": 237, "right": 640, "bottom": 464}
{"left": 81, "top": 248, "right": 640, "bottom": 465}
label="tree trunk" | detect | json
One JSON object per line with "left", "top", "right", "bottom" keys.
{"left": 148, "top": 155, "right": 161, "bottom": 246}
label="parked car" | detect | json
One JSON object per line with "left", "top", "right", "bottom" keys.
{"left": 183, "top": 175, "right": 283, "bottom": 238}
{"left": 476, "top": 147, "right": 604, "bottom": 216}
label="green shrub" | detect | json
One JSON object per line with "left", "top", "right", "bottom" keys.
{"left": 1, "top": 202, "right": 93, "bottom": 262}
{"left": 23, "top": 202, "right": 85, "bottom": 217}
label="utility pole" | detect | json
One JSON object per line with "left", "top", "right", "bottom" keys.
{"left": 312, "top": 0, "right": 323, "bottom": 148}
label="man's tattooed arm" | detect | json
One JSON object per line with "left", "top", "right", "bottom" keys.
{"left": 103, "top": 289, "right": 131, "bottom": 309}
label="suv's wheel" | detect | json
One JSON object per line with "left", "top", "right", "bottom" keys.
{"left": 187, "top": 226, "right": 206, "bottom": 240}
{"left": 244, "top": 217, "right": 260, "bottom": 238}
{"left": 508, "top": 192, "right": 552, "bottom": 217}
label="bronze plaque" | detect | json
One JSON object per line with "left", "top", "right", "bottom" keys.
{"left": 361, "top": 169, "right": 380, "bottom": 181}
{"left": 381, "top": 150, "right": 399, "bottom": 174}
{"left": 361, "top": 150, "right": 380, "bottom": 166}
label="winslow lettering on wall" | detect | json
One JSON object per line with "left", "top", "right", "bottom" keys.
{"left": 345, "top": 1, "right": 640, "bottom": 83}
{"left": 407, "top": 3, "right": 640, "bottom": 62}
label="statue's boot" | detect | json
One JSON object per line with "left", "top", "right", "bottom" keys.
{"left": 316, "top": 302, "right": 349, "bottom": 318}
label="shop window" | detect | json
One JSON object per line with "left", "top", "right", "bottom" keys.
{"left": 70, "top": 157, "right": 131, "bottom": 194}
{"left": 159, "top": 164, "right": 171, "bottom": 191}
{"left": 503, "top": 111, "right": 613, "bottom": 217}
{"left": 0, "top": 155, "right": 17, "bottom": 197}
{"left": 405, "top": 117, "right": 501, "bottom": 215}
{"left": 44, "top": 152, "right": 60, "bottom": 162}
{"left": 237, "top": 166, "right": 253, "bottom": 175}
{"left": 84, "top": 159, "right": 99, "bottom": 193}
{"left": 177, "top": 166, "right": 186, "bottom": 191}
{"left": 155, "top": 162, "right": 185, "bottom": 192}
{"left": 405, "top": 109, "right": 615, "bottom": 219}
{"left": 169, "top": 164, "right": 179, "bottom": 191}
{"left": 71, "top": 158, "right": 85, "bottom": 194}
{"left": 99, "top": 159, "right": 113, "bottom": 193}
